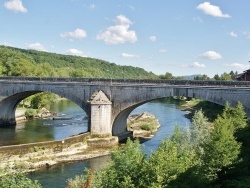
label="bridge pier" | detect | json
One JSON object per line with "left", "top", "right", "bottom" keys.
{"left": 89, "top": 91, "right": 112, "bottom": 136}
{"left": 0, "top": 99, "right": 19, "bottom": 127}
{"left": 0, "top": 78, "right": 250, "bottom": 139}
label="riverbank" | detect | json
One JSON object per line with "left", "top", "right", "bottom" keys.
{"left": 1, "top": 112, "right": 159, "bottom": 175}
{"left": 171, "top": 97, "right": 224, "bottom": 122}
{"left": 15, "top": 109, "right": 26, "bottom": 121}
{"left": 0, "top": 133, "right": 117, "bottom": 175}
{"left": 15, "top": 107, "right": 56, "bottom": 121}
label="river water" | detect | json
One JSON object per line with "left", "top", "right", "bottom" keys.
{"left": 1, "top": 98, "right": 191, "bottom": 187}
{"left": 0, "top": 100, "right": 88, "bottom": 146}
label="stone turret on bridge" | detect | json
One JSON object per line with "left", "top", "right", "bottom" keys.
{"left": 0, "top": 77, "right": 250, "bottom": 139}
{"left": 89, "top": 90, "right": 112, "bottom": 136}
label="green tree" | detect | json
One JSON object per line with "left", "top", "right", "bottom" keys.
{"left": 93, "top": 139, "right": 145, "bottom": 188}
{"left": 190, "top": 109, "right": 212, "bottom": 156}
{"left": 194, "top": 74, "right": 210, "bottom": 80}
{"left": 0, "top": 62, "right": 5, "bottom": 76}
{"left": 220, "top": 102, "right": 247, "bottom": 132}
{"left": 67, "top": 101, "right": 249, "bottom": 188}
{"left": 220, "top": 72, "right": 232, "bottom": 81}
{"left": 30, "top": 92, "right": 58, "bottom": 109}
{"left": 0, "top": 173, "right": 41, "bottom": 188}
{"left": 229, "top": 70, "right": 237, "bottom": 80}
{"left": 213, "top": 74, "right": 220, "bottom": 80}
{"left": 202, "top": 112, "right": 241, "bottom": 181}
{"left": 159, "top": 72, "right": 173, "bottom": 79}
{"left": 143, "top": 139, "right": 197, "bottom": 187}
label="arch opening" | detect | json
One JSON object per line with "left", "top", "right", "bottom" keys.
{"left": 112, "top": 96, "right": 224, "bottom": 137}
{"left": 0, "top": 91, "right": 89, "bottom": 146}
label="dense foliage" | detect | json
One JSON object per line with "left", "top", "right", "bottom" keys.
{"left": 0, "top": 173, "right": 41, "bottom": 188}
{"left": 67, "top": 102, "right": 250, "bottom": 187}
{"left": 0, "top": 46, "right": 157, "bottom": 79}
{"left": 160, "top": 71, "right": 238, "bottom": 81}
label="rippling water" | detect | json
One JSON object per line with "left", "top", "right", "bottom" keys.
{"left": 28, "top": 98, "right": 191, "bottom": 187}
{"left": 0, "top": 100, "right": 88, "bottom": 146}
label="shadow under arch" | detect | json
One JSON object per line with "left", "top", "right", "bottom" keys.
{"left": 0, "top": 92, "right": 89, "bottom": 146}
{"left": 0, "top": 91, "right": 42, "bottom": 126}
{"left": 112, "top": 99, "right": 157, "bottom": 136}
{"left": 112, "top": 95, "right": 227, "bottom": 137}
{"left": 0, "top": 90, "right": 90, "bottom": 128}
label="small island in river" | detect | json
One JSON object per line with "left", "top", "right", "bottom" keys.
{"left": 128, "top": 112, "right": 160, "bottom": 141}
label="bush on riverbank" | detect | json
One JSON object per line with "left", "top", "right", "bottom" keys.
{"left": 127, "top": 112, "right": 160, "bottom": 138}
{"left": 182, "top": 98, "right": 224, "bottom": 122}
{"left": 0, "top": 173, "right": 42, "bottom": 188}
{"left": 19, "top": 92, "right": 59, "bottom": 119}
{"left": 67, "top": 102, "right": 250, "bottom": 187}
{"left": 25, "top": 109, "right": 38, "bottom": 118}
{"left": 165, "top": 97, "right": 224, "bottom": 122}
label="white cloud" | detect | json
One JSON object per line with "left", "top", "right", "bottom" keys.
{"left": 197, "top": 2, "right": 230, "bottom": 18}
{"left": 181, "top": 62, "right": 206, "bottom": 68}
{"left": 159, "top": 49, "right": 167, "bottom": 53}
{"left": 66, "top": 49, "right": 87, "bottom": 57}
{"left": 230, "top": 31, "right": 237, "bottom": 38}
{"left": 149, "top": 36, "right": 157, "bottom": 42}
{"left": 121, "top": 53, "right": 139, "bottom": 58}
{"left": 89, "top": 4, "right": 96, "bottom": 9}
{"left": 243, "top": 31, "right": 250, "bottom": 39}
{"left": 0, "top": 42, "right": 12, "bottom": 46}
{"left": 27, "top": 43, "right": 46, "bottom": 51}
{"left": 224, "top": 63, "right": 249, "bottom": 70}
{"left": 4, "top": 0, "right": 27, "bottom": 13}
{"left": 200, "top": 51, "right": 222, "bottom": 60}
{"left": 60, "top": 28, "right": 87, "bottom": 41}
{"left": 96, "top": 15, "right": 137, "bottom": 45}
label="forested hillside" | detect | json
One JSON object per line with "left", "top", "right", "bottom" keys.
{"left": 0, "top": 46, "right": 157, "bottom": 79}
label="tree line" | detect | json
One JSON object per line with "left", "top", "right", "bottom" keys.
{"left": 159, "top": 71, "right": 238, "bottom": 81}
{"left": 1, "top": 45, "right": 240, "bottom": 81}
{"left": 0, "top": 46, "right": 157, "bottom": 79}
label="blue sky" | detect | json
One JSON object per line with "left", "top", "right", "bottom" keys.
{"left": 1, "top": 0, "right": 250, "bottom": 77}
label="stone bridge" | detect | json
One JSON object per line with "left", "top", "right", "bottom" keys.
{"left": 0, "top": 77, "right": 250, "bottom": 138}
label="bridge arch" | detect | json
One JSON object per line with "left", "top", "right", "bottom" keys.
{"left": 0, "top": 88, "right": 91, "bottom": 127}
{"left": 112, "top": 89, "right": 173, "bottom": 136}
{"left": 1, "top": 78, "right": 250, "bottom": 137}
{"left": 0, "top": 91, "right": 42, "bottom": 125}
{"left": 112, "top": 87, "right": 250, "bottom": 136}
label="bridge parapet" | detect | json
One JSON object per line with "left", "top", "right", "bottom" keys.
{"left": 0, "top": 76, "right": 250, "bottom": 87}
{"left": 0, "top": 77, "right": 250, "bottom": 139}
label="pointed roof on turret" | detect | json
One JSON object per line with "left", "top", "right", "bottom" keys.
{"left": 90, "top": 90, "right": 112, "bottom": 104}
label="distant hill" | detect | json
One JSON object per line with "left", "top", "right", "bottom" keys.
{"left": 0, "top": 45, "right": 158, "bottom": 79}
{"left": 181, "top": 74, "right": 203, "bottom": 80}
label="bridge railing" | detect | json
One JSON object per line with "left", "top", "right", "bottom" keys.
{"left": 0, "top": 76, "right": 250, "bottom": 87}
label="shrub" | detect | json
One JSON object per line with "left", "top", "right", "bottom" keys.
{"left": 25, "top": 109, "right": 37, "bottom": 118}
{"left": 140, "top": 124, "right": 152, "bottom": 131}
{"left": 0, "top": 173, "right": 41, "bottom": 188}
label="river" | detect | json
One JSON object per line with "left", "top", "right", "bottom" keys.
{"left": 0, "top": 100, "right": 88, "bottom": 146}
{"left": 0, "top": 98, "right": 191, "bottom": 187}
{"left": 26, "top": 98, "right": 191, "bottom": 187}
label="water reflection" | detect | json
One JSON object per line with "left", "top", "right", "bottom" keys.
{"left": 29, "top": 98, "right": 191, "bottom": 188}
{"left": 132, "top": 98, "right": 190, "bottom": 155}
{"left": 29, "top": 155, "right": 111, "bottom": 188}
{"left": 0, "top": 100, "right": 88, "bottom": 146}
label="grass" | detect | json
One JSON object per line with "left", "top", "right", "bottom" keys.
{"left": 179, "top": 98, "right": 224, "bottom": 122}
{"left": 128, "top": 113, "right": 160, "bottom": 133}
